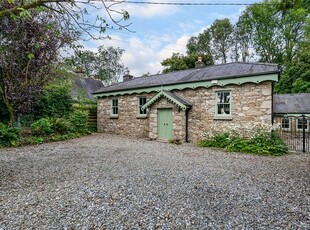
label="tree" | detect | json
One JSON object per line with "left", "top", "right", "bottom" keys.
{"left": 231, "top": 14, "right": 253, "bottom": 62}
{"left": 161, "top": 53, "right": 213, "bottom": 74}
{"left": 0, "top": 7, "right": 75, "bottom": 125}
{"left": 161, "top": 53, "right": 188, "bottom": 73}
{"left": 241, "top": 0, "right": 308, "bottom": 65}
{"left": 210, "top": 18, "right": 234, "bottom": 64}
{"left": 279, "top": 0, "right": 310, "bottom": 12}
{"left": 65, "top": 46, "right": 125, "bottom": 85}
{"left": 275, "top": 42, "right": 310, "bottom": 93}
{"left": 186, "top": 28, "right": 213, "bottom": 58}
{"left": 65, "top": 50, "right": 97, "bottom": 78}
{"left": 0, "top": 0, "right": 130, "bottom": 40}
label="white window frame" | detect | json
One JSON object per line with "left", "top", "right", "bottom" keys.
{"left": 137, "top": 97, "right": 147, "bottom": 117}
{"left": 110, "top": 98, "right": 119, "bottom": 118}
{"left": 281, "top": 117, "right": 291, "bottom": 131}
{"left": 296, "top": 117, "right": 309, "bottom": 132}
{"left": 214, "top": 90, "right": 232, "bottom": 119}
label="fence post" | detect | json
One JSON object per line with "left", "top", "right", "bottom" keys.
{"left": 302, "top": 114, "right": 306, "bottom": 153}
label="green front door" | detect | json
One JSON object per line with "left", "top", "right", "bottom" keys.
{"left": 158, "top": 109, "right": 173, "bottom": 140}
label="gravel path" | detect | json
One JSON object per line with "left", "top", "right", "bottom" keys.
{"left": 1, "top": 133, "right": 310, "bottom": 229}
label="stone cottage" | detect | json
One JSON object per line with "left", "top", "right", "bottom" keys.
{"left": 274, "top": 93, "right": 310, "bottom": 133}
{"left": 93, "top": 62, "right": 279, "bottom": 143}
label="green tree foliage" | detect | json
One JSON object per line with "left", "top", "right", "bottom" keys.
{"left": 279, "top": 0, "right": 310, "bottom": 12}
{"left": 161, "top": 53, "right": 188, "bottom": 73}
{"left": 275, "top": 42, "right": 310, "bottom": 93}
{"left": 186, "top": 28, "right": 213, "bottom": 57}
{"left": 231, "top": 14, "right": 253, "bottom": 62}
{"left": 34, "top": 79, "right": 73, "bottom": 119}
{"left": 178, "top": 0, "right": 310, "bottom": 93}
{"left": 187, "top": 19, "right": 234, "bottom": 64}
{"left": 65, "top": 46, "right": 125, "bottom": 84}
{"left": 242, "top": 1, "right": 283, "bottom": 63}
{"left": 161, "top": 53, "right": 214, "bottom": 74}
{"left": 0, "top": 5, "right": 75, "bottom": 126}
{"left": 241, "top": 0, "right": 308, "bottom": 64}
{"left": 210, "top": 18, "right": 234, "bottom": 64}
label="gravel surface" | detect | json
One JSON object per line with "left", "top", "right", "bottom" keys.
{"left": 1, "top": 133, "right": 310, "bottom": 229}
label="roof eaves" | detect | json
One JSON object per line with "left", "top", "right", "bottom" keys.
{"left": 93, "top": 70, "right": 279, "bottom": 95}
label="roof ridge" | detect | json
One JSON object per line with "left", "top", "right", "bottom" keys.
{"left": 94, "top": 62, "right": 279, "bottom": 95}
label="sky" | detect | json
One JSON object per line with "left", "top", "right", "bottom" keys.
{"left": 81, "top": 0, "right": 260, "bottom": 78}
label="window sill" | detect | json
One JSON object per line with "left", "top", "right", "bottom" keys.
{"left": 297, "top": 130, "right": 309, "bottom": 133}
{"left": 110, "top": 115, "right": 119, "bottom": 119}
{"left": 214, "top": 116, "right": 232, "bottom": 120}
{"left": 281, "top": 129, "right": 291, "bottom": 132}
{"left": 136, "top": 115, "right": 147, "bottom": 119}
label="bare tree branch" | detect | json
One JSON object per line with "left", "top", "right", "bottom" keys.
{"left": 0, "top": 0, "right": 133, "bottom": 39}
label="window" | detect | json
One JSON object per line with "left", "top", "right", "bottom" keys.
{"left": 296, "top": 117, "right": 308, "bottom": 132}
{"left": 138, "top": 97, "right": 147, "bottom": 116}
{"left": 111, "top": 98, "right": 118, "bottom": 117}
{"left": 216, "top": 91, "right": 231, "bottom": 116}
{"left": 281, "top": 117, "right": 291, "bottom": 131}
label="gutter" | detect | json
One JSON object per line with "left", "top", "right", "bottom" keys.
{"left": 185, "top": 109, "right": 189, "bottom": 143}
{"left": 93, "top": 71, "right": 280, "bottom": 95}
{"left": 271, "top": 81, "right": 275, "bottom": 125}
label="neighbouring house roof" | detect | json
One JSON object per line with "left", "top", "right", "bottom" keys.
{"left": 93, "top": 62, "right": 279, "bottom": 97}
{"left": 72, "top": 77, "right": 104, "bottom": 101}
{"left": 142, "top": 90, "right": 192, "bottom": 111}
{"left": 273, "top": 93, "right": 310, "bottom": 114}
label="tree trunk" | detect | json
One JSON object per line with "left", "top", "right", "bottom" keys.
{"left": 1, "top": 94, "right": 14, "bottom": 127}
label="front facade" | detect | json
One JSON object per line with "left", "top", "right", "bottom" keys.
{"left": 274, "top": 93, "right": 310, "bottom": 133}
{"left": 273, "top": 93, "right": 310, "bottom": 152}
{"left": 94, "top": 62, "right": 279, "bottom": 143}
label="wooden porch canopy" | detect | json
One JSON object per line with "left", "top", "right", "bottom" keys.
{"left": 142, "top": 90, "right": 192, "bottom": 111}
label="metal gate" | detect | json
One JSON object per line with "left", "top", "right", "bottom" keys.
{"left": 275, "top": 115, "right": 310, "bottom": 152}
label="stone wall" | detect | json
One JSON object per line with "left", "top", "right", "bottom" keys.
{"left": 97, "top": 93, "right": 155, "bottom": 138}
{"left": 97, "top": 81, "right": 273, "bottom": 143}
{"left": 176, "top": 81, "right": 273, "bottom": 143}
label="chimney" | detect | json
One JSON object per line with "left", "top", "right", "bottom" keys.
{"left": 123, "top": 68, "right": 134, "bottom": 82}
{"left": 75, "top": 66, "right": 85, "bottom": 78}
{"left": 195, "top": 57, "right": 205, "bottom": 68}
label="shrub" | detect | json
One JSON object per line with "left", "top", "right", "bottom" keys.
{"left": 199, "top": 131, "right": 288, "bottom": 156}
{"left": 30, "top": 118, "right": 53, "bottom": 135}
{"left": 50, "top": 133, "right": 80, "bottom": 142}
{"left": 69, "top": 110, "right": 89, "bottom": 134}
{"left": 50, "top": 117, "right": 71, "bottom": 134}
{"left": 0, "top": 122, "right": 20, "bottom": 147}
{"left": 35, "top": 84, "right": 73, "bottom": 119}
{"left": 32, "top": 137, "right": 44, "bottom": 144}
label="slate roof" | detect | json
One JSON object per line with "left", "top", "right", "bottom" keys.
{"left": 72, "top": 77, "right": 104, "bottom": 100}
{"left": 94, "top": 62, "right": 279, "bottom": 94}
{"left": 273, "top": 93, "right": 310, "bottom": 114}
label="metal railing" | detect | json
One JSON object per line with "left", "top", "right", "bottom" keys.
{"left": 274, "top": 114, "right": 309, "bottom": 153}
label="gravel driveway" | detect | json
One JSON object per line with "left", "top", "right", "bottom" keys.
{"left": 1, "top": 133, "right": 310, "bottom": 229}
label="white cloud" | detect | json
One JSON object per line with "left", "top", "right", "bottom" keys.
{"left": 82, "top": 32, "right": 190, "bottom": 77}
{"left": 77, "top": 1, "right": 253, "bottom": 79}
